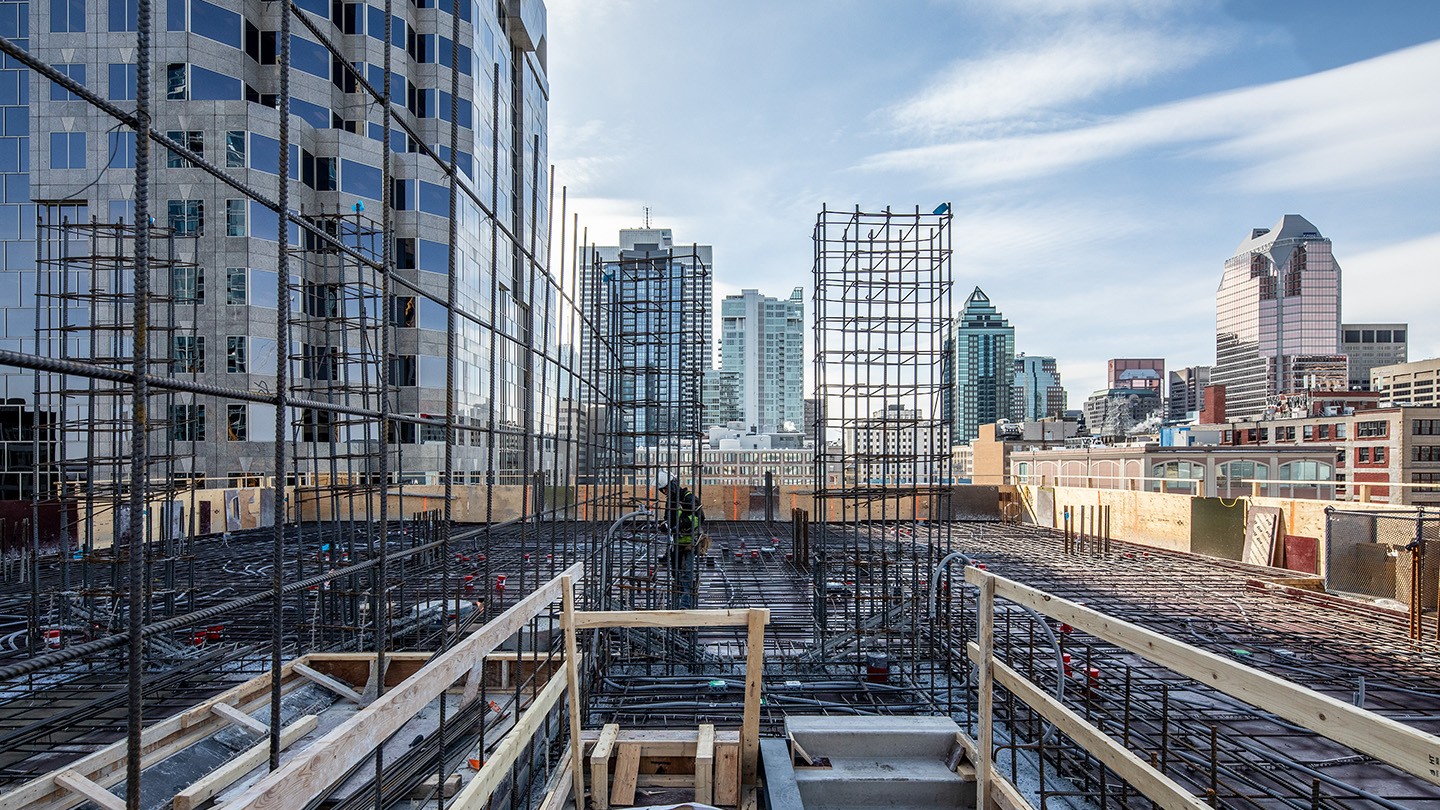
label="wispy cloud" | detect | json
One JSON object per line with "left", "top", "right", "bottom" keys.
{"left": 1342, "top": 232, "right": 1440, "bottom": 360}
{"left": 866, "top": 39, "right": 1440, "bottom": 192}
{"left": 888, "top": 26, "right": 1217, "bottom": 136}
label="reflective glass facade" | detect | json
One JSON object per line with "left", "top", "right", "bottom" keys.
{"left": 18, "top": 0, "right": 551, "bottom": 486}
{"left": 1215, "top": 215, "right": 1343, "bottom": 420}
{"left": 942, "top": 286, "right": 1014, "bottom": 444}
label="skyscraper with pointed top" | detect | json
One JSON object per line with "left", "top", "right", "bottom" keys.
{"left": 942, "top": 287, "right": 1015, "bottom": 444}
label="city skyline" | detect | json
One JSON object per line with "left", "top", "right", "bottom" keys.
{"left": 548, "top": 2, "right": 1440, "bottom": 403}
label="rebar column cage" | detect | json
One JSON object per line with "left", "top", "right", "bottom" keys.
{"left": 810, "top": 204, "right": 954, "bottom": 661}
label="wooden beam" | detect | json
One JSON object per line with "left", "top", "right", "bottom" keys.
{"left": 989, "top": 770, "right": 1036, "bottom": 810}
{"left": 291, "top": 663, "right": 363, "bottom": 703}
{"left": 972, "top": 569, "right": 1440, "bottom": 788}
{"left": 609, "top": 743, "right": 641, "bottom": 806}
{"left": 211, "top": 702, "right": 270, "bottom": 737}
{"left": 970, "top": 647, "right": 1208, "bottom": 810}
{"left": 174, "top": 715, "right": 318, "bottom": 810}
{"left": 536, "top": 744, "right": 574, "bottom": 810}
{"left": 225, "top": 563, "right": 582, "bottom": 810}
{"left": 975, "top": 571, "right": 995, "bottom": 810}
{"left": 740, "top": 608, "right": 765, "bottom": 787}
{"left": 450, "top": 663, "right": 571, "bottom": 810}
{"left": 51, "top": 774, "right": 123, "bottom": 810}
{"left": 561, "top": 576, "right": 586, "bottom": 808}
{"left": 571, "top": 608, "right": 770, "bottom": 630}
{"left": 695, "top": 724, "right": 715, "bottom": 805}
{"left": 715, "top": 744, "right": 739, "bottom": 806}
{"left": 589, "top": 724, "right": 619, "bottom": 810}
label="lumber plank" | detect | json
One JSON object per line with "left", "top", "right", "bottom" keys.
{"left": 970, "top": 645, "right": 1208, "bottom": 810}
{"left": 974, "top": 569, "right": 1440, "bottom": 788}
{"left": 695, "top": 724, "right": 715, "bottom": 805}
{"left": 536, "top": 744, "right": 574, "bottom": 810}
{"left": 173, "top": 715, "right": 319, "bottom": 810}
{"left": 740, "top": 608, "right": 765, "bottom": 787}
{"left": 609, "top": 743, "right": 641, "bottom": 806}
{"left": 589, "top": 723, "right": 620, "bottom": 810}
{"left": 450, "top": 664, "right": 570, "bottom": 810}
{"left": 715, "top": 737, "right": 739, "bottom": 805}
{"left": 291, "top": 663, "right": 363, "bottom": 703}
{"left": 212, "top": 702, "right": 270, "bottom": 736}
{"left": 989, "top": 770, "right": 1035, "bottom": 810}
{"left": 571, "top": 608, "right": 770, "bottom": 629}
{"left": 976, "top": 572, "right": 995, "bottom": 810}
{"left": 562, "top": 576, "right": 586, "bottom": 807}
{"left": 224, "top": 563, "right": 581, "bottom": 810}
{"left": 0, "top": 663, "right": 305, "bottom": 810}
{"left": 51, "top": 774, "right": 123, "bottom": 810}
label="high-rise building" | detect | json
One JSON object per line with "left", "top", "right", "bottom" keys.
{"left": 803, "top": 397, "right": 827, "bottom": 444}
{"left": 1372, "top": 358, "right": 1440, "bottom": 407}
{"left": 589, "top": 228, "right": 713, "bottom": 449}
{"left": 1108, "top": 359, "right": 1165, "bottom": 395}
{"left": 942, "top": 287, "right": 1014, "bottom": 444}
{"left": 1342, "top": 323, "right": 1407, "bottom": 390}
{"left": 1013, "top": 354, "right": 1066, "bottom": 421}
{"left": 1214, "top": 215, "right": 1345, "bottom": 420}
{"left": 702, "top": 369, "right": 741, "bottom": 427}
{"left": 1168, "top": 366, "right": 1212, "bottom": 421}
{"left": 719, "top": 288, "right": 803, "bottom": 434}
{"left": 18, "top": 0, "right": 550, "bottom": 488}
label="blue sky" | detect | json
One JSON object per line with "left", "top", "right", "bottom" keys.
{"left": 547, "top": 1, "right": 1440, "bottom": 403}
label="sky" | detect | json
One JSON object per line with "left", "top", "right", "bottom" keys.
{"left": 545, "top": 0, "right": 1440, "bottom": 404}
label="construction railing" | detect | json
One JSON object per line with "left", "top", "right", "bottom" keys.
{"left": 965, "top": 565, "right": 1440, "bottom": 810}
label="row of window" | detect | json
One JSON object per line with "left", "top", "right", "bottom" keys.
{"left": 1343, "top": 329, "right": 1406, "bottom": 344}
{"left": 56, "top": 0, "right": 481, "bottom": 40}
{"left": 1415, "top": 420, "right": 1440, "bottom": 435}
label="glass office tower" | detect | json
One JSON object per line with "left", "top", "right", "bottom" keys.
{"left": 16, "top": 0, "right": 550, "bottom": 490}
{"left": 942, "top": 287, "right": 1014, "bottom": 444}
{"left": 1215, "top": 215, "right": 1344, "bottom": 420}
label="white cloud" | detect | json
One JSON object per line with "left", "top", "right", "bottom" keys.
{"left": 888, "top": 26, "right": 1217, "bottom": 135}
{"left": 865, "top": 39, "right": 1440, "bottom": 193}
{"left": 1342, "top": 232, "right": 1440, "bottom": 361}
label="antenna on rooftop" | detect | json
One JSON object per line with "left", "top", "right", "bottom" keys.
{"left": 644, "top": 206, "right": 651, "bottom": 229}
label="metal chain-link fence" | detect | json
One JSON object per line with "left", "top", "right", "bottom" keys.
{"left": 1326, "top": 508, "right": 1440, "bottom": 613}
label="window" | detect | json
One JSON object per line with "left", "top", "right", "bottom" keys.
{"left": 226, "top": 268, "right": 248, "bottom": 304}
{"left": 50, "top": 0, "right": 84, "bottom": 31}
{"left": 1357, "top": 447, "right": 1370, "bottom": 463}
{"left": 226, "top": 336, "right": 246, "bottom": 372}
{"left": 1318, "top": 424, "right": 1329, "bottom": 440}
{"left": 49, "top": 132, "right": 85, "bottom": 169}
{"left": 301, "top": 409, "right": 333, "bottom": 443}
{"left": 1415, "top": 473, "right": 1440, "bottom": 485}
{"left": 1395, "top": 330, "right": 1407, "bottom": 343}
{"left": 390, "top": 295, "right": 416, "bottom": 327}
{"left": 165, "top": 130, "right": 202, "bottom": 168}
{"left": 1303, "top": 425, "right": 1314, "bottom": 441}
{"left": 1336, "top": 449, "right": 1346, "bottom": 465}
{"left": 108, "top": 0, "right": 135, "bottom": 30}
{"left": 1259, "top": 427, "right": 1269, "bottom": 442}
{"left": 1278, "top": 460, "right": 1332, "bottom": 482}
{"left": 245, "top": 22, "right": 278, "bottom": 64}
{"left": 225, "top": 200, "right": 246, "bottom": 236}
{"left": 171, "top": 404, "right": 205, "bottom": 441}
{"left": 166, "top": 63, "right": 187, "bottom": 99}
{"left": 226, "top": 403, "right": 246, "bottom": 441}
{"left": 172, "top": 335, "right": 204, "bottom": 373}
{"left": 168, "top": 200, "right": 203, "bottom": 235}
{"left": 1416, "top": 419, "right": 1440, "bottom": 436}
{"left": 1336, "top": 423, "right": 1347, "bottom": 439}
{"left": 1344, "top": 330, "right": 1361, "bottom": 343}
{"left": 171, "top": 266, "right": 203, "bottom": 304}
{"left": 1356, "top": 420, "right": 1388, "bottom": 438}
{"left": 106, "top": 63, "right": 138, "bottom": 101}
{"left": 1377, "top": 330, "right": 1392, "bottom": 343}
{"left": 1374, "top": 447, "right": 1386, "bottom": 464}
{"left": 1362, "top": 330, "right": 1374, "bottom": 343}
{"left": 108, "top": 131, "right": 136, "bottom": 169}
{"left": 389, "top": 354, "right": 416, "bottom": 386}
{"left": 302, "top": 344, "right": 337, "bottom": 380}
{"left": 51, "top": 64, "right": 84, "bottom": 100}
{"left": 225, "top": 131, "right": 245, "bottom": 168}
{"left": 303, "top": 283, "right": 339, "bottom": 318}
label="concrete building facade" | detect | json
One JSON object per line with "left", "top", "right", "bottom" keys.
{"left": 1372, "top": 358, "right": 1440, "bottom": 407}
{"left": 942, "top": 287, "right": 1014, "bottom": 445}
{"left": 1168, "top": 366, "right": 1212, "bottom": 422}
{"left": 719, "top": 287, "right": 803, "bottom": 434}
{"left": 1214, "top": 215, "right": 1345, "bottom": 420}
{"left": 1013, "top": 353, "right": 1066, "bottom": 421}
{"left": 1343, "top": 324, "right": 1408, "bottom": 390}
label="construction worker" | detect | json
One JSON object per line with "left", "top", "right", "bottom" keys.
{"left": 656, "top": 471, "right": 702, "bottom": 609}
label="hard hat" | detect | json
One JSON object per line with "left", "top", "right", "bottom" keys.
{"left": 655, "top": 470, "right": 673, "bottom": 490}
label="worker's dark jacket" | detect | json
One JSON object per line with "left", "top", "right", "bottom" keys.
{"left": 664, "top": 486, "right": 702, "bottom": 545}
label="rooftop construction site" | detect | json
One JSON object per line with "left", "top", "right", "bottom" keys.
{"left": 2, "top": 7, "right": 1440, "bottom": 810}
